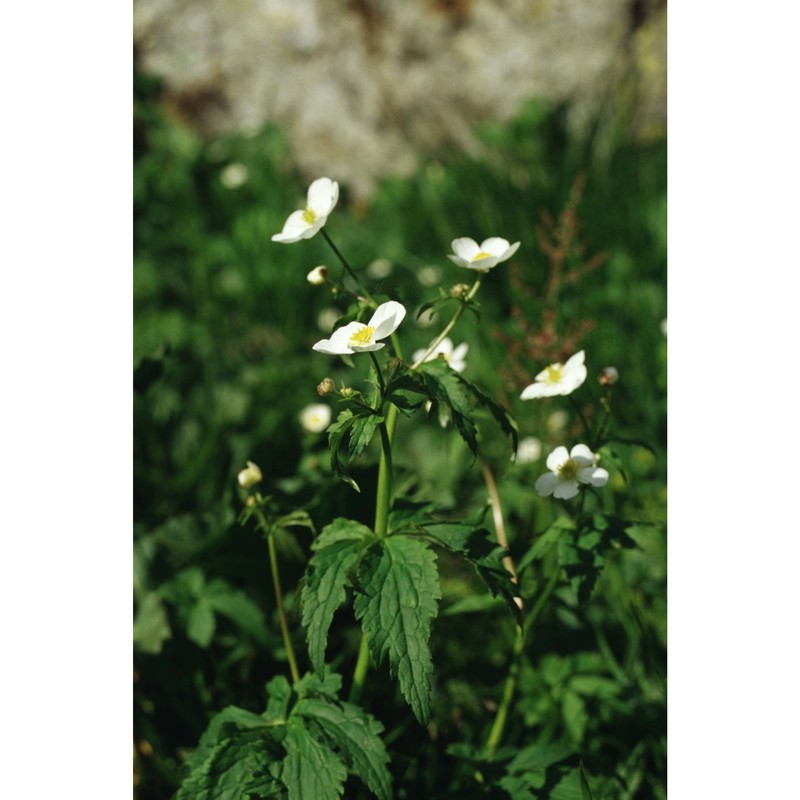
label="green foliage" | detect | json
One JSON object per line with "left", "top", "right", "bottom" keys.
{"left": 353, "top": 535, "right": 442, "bottom": 725}
{"left": 327, "top": 409, "right": 385, "bottom": 491}
{"left": 176, "top": 673, "right": 391, "bottom": 800}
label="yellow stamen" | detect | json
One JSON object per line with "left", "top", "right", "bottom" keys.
{"left": 557, "top": 458, "right": 580, "bottom": 480}
{"left": 545, "top": 364, "right": 563, "bottom": 383}
{"left": 473, "top": 251, "right": 493, "bottom": 261}
{"left": 302, "top": 207, "right": 318, "bottom": 224}
{"left": 349, "top": 325, "right": 375, "bottom": 347}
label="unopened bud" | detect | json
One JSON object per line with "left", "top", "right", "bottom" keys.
{"left": 237, "top": 460, "right": 262, "bottom": 489}
{"left": 306, "top": 265, "right": 329, "bottom": 286}
{"left": 598, "top": 366, "right": 619, "bottom": 386}
{"left": 317, "top": 377, "right": 335, "bottom": 396}
{"left": 246, "top": 496, "right": 257, "bottom": 508}
{"left": 339, "top": 387, "right": 355, "bottom": 398}
{"left": 450, "top": 283, "right": 470, "bottom": 298}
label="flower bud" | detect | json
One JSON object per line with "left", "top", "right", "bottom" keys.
{"left": 237, "top": 460, "right": 262, "bottom": 489}
{"left": 339, "top": 387, "right": 355, "bottom": 398}
{"left": 299, "top": 403, "right": 332, "bottom": 434}
{"left": 598, "top": 366, "right": 619, "bottom": 386}
{"left": 450, "top": 283, "right": 471, "bottom": 298}
{"left": 317, "top": 377, "right": 335, "bottom": 396}
{"left": 306, "top": 265, "right": 329, "bottom": 285}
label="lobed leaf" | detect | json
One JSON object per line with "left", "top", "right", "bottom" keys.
{"left": 295, "top": 697, "right": 392, "bottom": 800}
{"left": 353, "top": 535, "right": 442, "bottom": 725}
{"left": 280, "top": 718, "right": 348, "bottom": 800}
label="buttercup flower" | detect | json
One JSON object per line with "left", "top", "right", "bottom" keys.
{"left": 299, "top": 403, "right": 332, "bottom": 434}
{"left": 448, "top": 237, "right": 521, "bottom": 272}
{"left": 271, "top": 177, "right": 339, "bottom": 244}
{"left": 313, "top": 301, "right": 406, "bottom": 355}
{"left": 520, "top": 351, "right": 587, "bottom": 400}
{"left": 237, "top": 460, "right": 262, "bottom": 489}
{"left": 412, "top": 337, "right": 469, "bottom": 372}
{"left": 535, "top": 444, "right": 608, "bottom": 500}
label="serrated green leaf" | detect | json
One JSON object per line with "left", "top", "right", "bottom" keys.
{"left": 349, "top": 414, "right": 384, "bottom": 462}
{"left": 205, "top": 584, "right": 270, "bottom": 646}
{"left": 468, "top": 380, "right": 519, "bottom": 453}
{"left": 295, "top": 696, "right": 392, "bottom": 800}
{"left": 312, "top": 518, "right": 376, "bottom": 550}
{"left": 302, "top": 535, "right": 368, "bottom": 676}
{"left": 281, "top": 718, "right": 347, "bottom": 800}
{"left": 353, "top": 536, "right": 442, "bottom": 725}
{"left": 294, "top": 670, "right": 343, "bottom": 701}
{"left": 506, "top": 742, "right": 574, "bottom": 773}
{"left": 327, "top": 409, "right": 384, "bottom": 491}
{"left": 263, "top": 675, "right": 293, "bottom": 724}
{"left": 421, "top": 521, "right": 520, "bottom": 621}
{"left": 420, "top": 359, "right": 478, "bottom": 454}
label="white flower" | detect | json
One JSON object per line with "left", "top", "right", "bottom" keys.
{"left": 313, "top": 301, "right": 406, "bottom": 355}
{"left": 237, "top": 460, "right": 262, "bottom": 489}
{"left": 546, "top": 409, "right": 569, "bottom": 433}
{"left": 299, "top": 403, "right": 332, "bottom": 434}
{"left": 367, "top": 257, "right": 393, "bottom": 279}
{"left": 520, "top": 351, "right": 587, "bottom": 400}
{"left": 412, "top": 337, "right": 469, "bottom": 372}
{"left": 306, "top": 265, "right": 329, "bottom": 285}
{"left": 515, "top": 436, "right": 542, "bottom": 464}
{"left": 535, "top": 444, "right": 609, "bottom": 500}
{"left": 448, "top": 237, "right": 521, "bottom": 272}
{"left": 271, "top": 177, "right": 339, "bottom": 244}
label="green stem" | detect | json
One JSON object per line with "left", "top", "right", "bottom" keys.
{"left": 321, "top": 228, "right": 374, "bottom": 304}
{"left": 257, "top": 510, "right": 301, "bottom": 685}
{"left": 349, "top": 634, "right": 371, "bottom": 704}
{"left": 591, "top": 392, "right": 613, "bottom": 451}
{"left": 410, "top": 277, "right": 482, "bottom": 369}
{"left": 568, "top": 393, "right": 591, "bottom": 437}
{"left": 485, "top": 563, "right": 562, "bottom": 754}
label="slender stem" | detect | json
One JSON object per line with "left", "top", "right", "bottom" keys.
{"left": 591, "top": 393, "right": 613, "bottom": 451}
{"left": 480, "top": 459, "right": 522, "bottom": 611}
{"left": 368, "top": 351, "right": 387, "bottom": 399}
{"left": 485, "top": 563, "right": 562, "bottom": 755}
{"left": 321, "top": 228, "right": 375, "bottom": 304}
{"left": 256, "top": 510, "right": 301, "bottom": 684}
{"left": 410, "top": 277, "right": 482, "bottom": 369}
{"left": 567, "top": 393, "right": 591, "bottom": 437}
{"left": 349, "top": 634, "right": 371, "bottom": 704}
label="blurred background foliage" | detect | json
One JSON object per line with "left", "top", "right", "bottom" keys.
{"left": 134, "top": 52, "right": 666, "bottom": 798}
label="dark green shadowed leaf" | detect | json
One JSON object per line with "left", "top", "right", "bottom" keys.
{"left": 280, "top": 718, "right": 347, "bottom": 800}
{"left": 579, "top": 759, "right": 594, "bottom": 800}
{"left": 353, "top": 535, "right": 442, "bottom": 725}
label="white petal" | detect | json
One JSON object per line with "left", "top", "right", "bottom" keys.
{"left": 469, "top": 254, "right": 499, "bottom": 269}
{"left": 535, "top": 473, "right": 559, "bottom": 496}
{"left": 479, "top": 237, "right": 511, "bottom": 256}
{"left": 369, "top": 300, "right": 406, "bottom": 340}
{"left": 520, "top": 382, "right": 548, "bottom": 400}
{"left": 496, "top": 241, "right": 521, "bottom": 263}
{"left": 349, "top": 341, "right": 386, "bottom": 352}
{"left": 271, "top": 209, "right": 310, "bottom": 243}
{"left": 447, "top": 254, "right": 470, "bottom": 268}
{"left": 451, "top": 238, "right": 480, "bottom": 260}
{"left": 312, "top": 323, "right": 361, "bottom": 355}
{"left": 307, "top": 177, "right": 339, "bottom": 215}
{"left": 546, "top": 446, "right": 569, "bottom": 471}
{"left": 412, "top": 347, "right": 428, "bottom": 363}
{"left": 578, "top": 466, "right": 609, "bottom": 487}
{"left": 452, "top": 342, "right": 469, "bottom": 361}
{"left": 570, "top": 444, "right": 596, "bottom": 465}
{"left": 565, "top": 350, "right": 586, "bottom": 369}
{"left": 553, "top": 480, "right": 580, "bottom": 500}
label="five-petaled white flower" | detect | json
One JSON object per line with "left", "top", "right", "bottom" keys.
{"left": 313, "top": 301, "right": 406, "bottom": 355}
{"left": 535, "top": 444, "right": 608, "bottom": 500}
{"left": 271, "top": 177, "right": 339, "bottom": 244}
{"left": 448, "top": 237, "right": 521, "bottom": 272}
{"left": 520, "top": 350, "right": 587, "bottom": 400}
{"left": 299, "top": 403, "right": 332, "bottom": 434}
{"left": 412, "top": 337, "right": 469, "bottom": 372}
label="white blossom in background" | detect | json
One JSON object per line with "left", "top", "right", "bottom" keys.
{"left": 535, "top": 444, "right": 608, "bottom": 500}
{"left": 412, "top": 337, "right": 468, "bottom": 372}
{"left": 417, "top": 265, "right": 442, "bottom": 287}
{"left": 237, "top": 460, "right": 262, "bottom": 488}
{"left": 515, "top": 436, "right": 542, "bottom": 464}
{"left": 316, "top": 307, "right": 341, "bottom": 332}
{"left": 313, "top": 301, "right": 406, "bottom": 355}
{"left": 546, "top": 409, "right": 569, "bottom": 433}
{"left": 660, "top": 318, "right": 667, "bottom": 338}
{"left": 272, "top": 177, "right": 339, "bottom": 243}
{"left": 220, "top": 162, "right": 249, "bottom": 189}
{"left": 299, "top": 403, "right": 332, "bottom": 434}
{"left": 448, "top": 237, "right": 520, "bottom": 272}
{"left": 367, "top": 257, "right": 393, "bottom": 279}
{"left": 520, "top": 351, "right": 587, "bottom": 400}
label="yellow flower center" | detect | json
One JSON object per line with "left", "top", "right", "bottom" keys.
{"left": 473, "top": 251, "right": 493, "bottom": 261}
{"left": 557, "top": 458, "right": 580, "bottom": 480}
{"left": 302, "top": 206, "right": 318, "bottom": 224}
{"left": 349, "top": 325, "right": 376, "bottom": 347}
{"left": 544, "top": 364, "right": 564, "bottom": 384}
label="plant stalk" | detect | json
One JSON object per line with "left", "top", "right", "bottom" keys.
{"left": 321, "top": 228, "right": 375, "bottom": 304}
